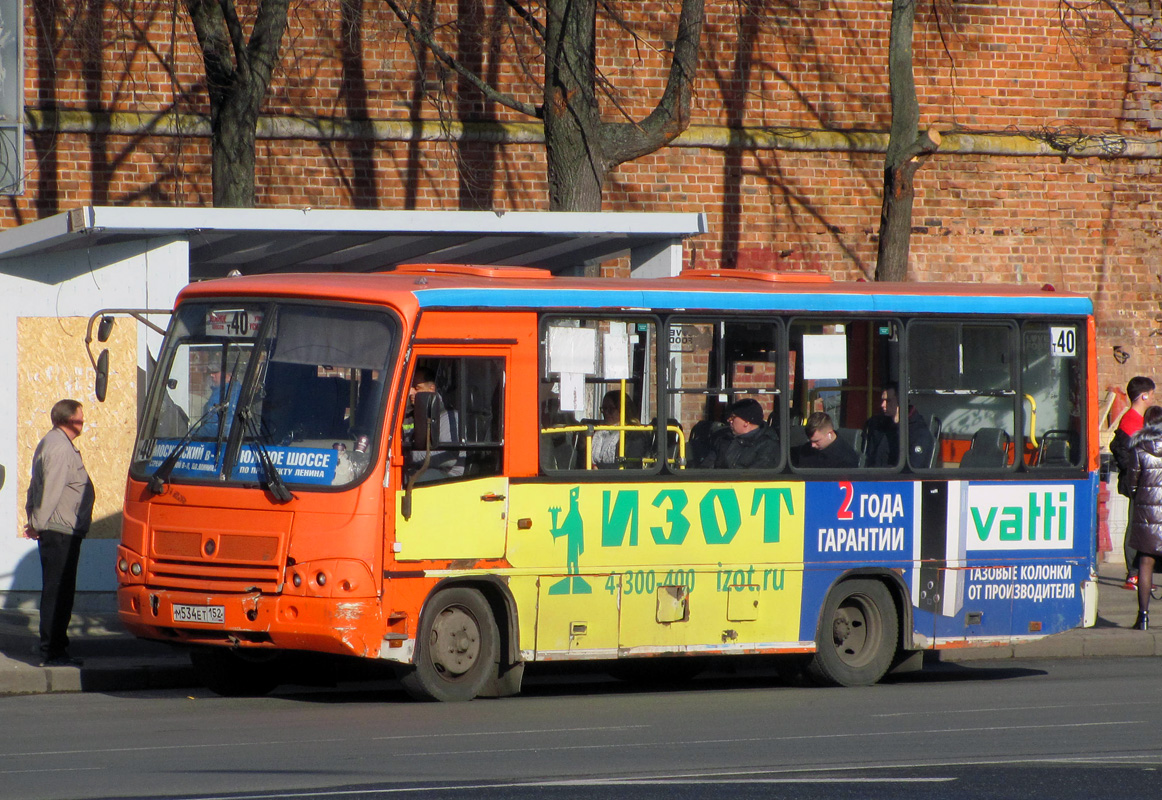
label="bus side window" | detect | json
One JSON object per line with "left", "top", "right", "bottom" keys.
{"left": 539, "top": 317, "right": 658, "bottom": 473}
{"left": 907, "top": 320, "right": 1019, "bottom": 471}
{"left": 1023, "top": 321, "right": 1084, "bottom": 469}
{"left": 405, "top": 356, "right": 505, "bottom": 482}
{"left": 668, "top": 318, "right": 782, "bottom": 471}
{"left": 788, "top": 318, "right": 900, "bottom": 470}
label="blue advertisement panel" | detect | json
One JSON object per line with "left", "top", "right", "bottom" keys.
{"left": 799, "top": 477, "right": 1094, "bottom": 646}
{"left": 800, "top": 480, "right": 916, "bottom": 642}
{"left": 950, "top": 477, "right": 1094, "bottom": 644}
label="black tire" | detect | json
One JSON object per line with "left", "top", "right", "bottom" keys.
{"left": 190, "top": 648, "right": 282, "bottom": 697}
{"left": 401, "top": 587, "right": 499, "bottom": 702}
{"left": 807, "top": 579, "right": 898, "bottom": 687}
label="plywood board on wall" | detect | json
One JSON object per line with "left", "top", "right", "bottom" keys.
{"left": 17, "top": 317, "right": 137, "bottom": 540}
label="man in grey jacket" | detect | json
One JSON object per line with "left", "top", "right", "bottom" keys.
{"left": 24, "top": 399, "right": 94, "bottom": 667}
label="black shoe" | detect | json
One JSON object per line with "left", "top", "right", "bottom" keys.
{"left": 39, "top": 656, "right": 83, "bottom": 668}
{"left": 1133, "top": 612, "right": 1149, "bottom": 631}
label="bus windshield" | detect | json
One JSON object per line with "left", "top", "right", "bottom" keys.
{"left": 131, "top": 301, "right": 397, "bottom": 489}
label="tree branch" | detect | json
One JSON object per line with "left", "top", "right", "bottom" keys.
{"left": 383, "top": 0, "right": 541, "bottom": 118}
{"left": 604, "top": 0, "right": 705, "bottom": 164}
{"left": 246, "top": 0, "right": 292, "bottom": 93}
{"left": 183, "top": 0, "right": 235, "bottom": 100}
{"left": 900, "top": 127, "right": 941, "bottom": 163}
{"left": 217, "top": 0, "right": 249, "bottom": 80}
{"left": 503, "top": 0, "right": 546, "bottom": 43}
{"left": 1092, "top": 0, "right": 1162, "bottom": 51}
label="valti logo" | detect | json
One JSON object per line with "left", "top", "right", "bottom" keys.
{"left": 964, "top": 484, "right": 1074, "bottom": 551}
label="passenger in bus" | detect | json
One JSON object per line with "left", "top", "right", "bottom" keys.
{"left": 688, "top": 418, "right": 729, "bottom": 467}
{"left": 793, "top": 412, "right": 860, "bottom": 469}
{"left": 406, "top": 368, "right": 465, "bottom": 482}
{"left": 195, "top": 367, "right": 241, "bottom": 439}
{"left": 540, "top": 396, "right": 577, "bottom": 470}
{"left": 592, "top": 390, "right": 647, "bottom": 468}
{"left": 1127, "top": 404, "right": 1162, "bottom": 631}
{"left": 699, "top": 398, "right": 779, "bottom": 469}
{"left": 863, "top": 383, "right": 934, "bottom": 469}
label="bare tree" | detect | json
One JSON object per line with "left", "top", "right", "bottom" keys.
{"left": 874, "top": 0, "right": 1148, "bottom": 281}
{"left": 384, "top": 0, "right": 705, "bottom": 211}
{"left": 184, "top": 0, "right": 290, "bottom": 207}
{"left": 875, "top": 0, "right": 940, "bottom": 282}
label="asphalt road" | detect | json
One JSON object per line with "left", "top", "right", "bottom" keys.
{"left": 2, "top": 656, "right": 1159, "bottom": 800}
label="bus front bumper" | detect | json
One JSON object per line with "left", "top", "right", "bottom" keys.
{"left": 117, "top": 586, "right": 384, "bottom": 659}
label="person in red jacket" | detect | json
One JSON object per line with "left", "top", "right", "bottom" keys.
{"left": 1111, "top": 376, "right": 1156, "bottom": 589}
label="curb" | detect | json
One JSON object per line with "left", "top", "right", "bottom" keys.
{"left": 0, "top": 653, "right": 198, "bottom": 697}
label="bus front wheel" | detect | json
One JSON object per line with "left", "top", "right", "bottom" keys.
{"left": 402, "top": 587, "right": 499, "bottom": 702}
{"left": 807, "top": 579, "right": 898, "bottom": 687}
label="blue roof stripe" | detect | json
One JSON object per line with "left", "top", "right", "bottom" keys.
{"left": 415, "top": 287, "right": 1092, "bottom": 316}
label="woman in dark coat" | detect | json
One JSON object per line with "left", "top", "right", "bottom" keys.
{"left": 1126, "top": 405, "right": 1162, "bottom": 630}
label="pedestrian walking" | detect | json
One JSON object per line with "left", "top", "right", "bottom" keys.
{"left": 23, "top": 399, "right": 94, "bottom": 666}
{"left": 1126, "top": 404, "right": 1162, "bottom": 630}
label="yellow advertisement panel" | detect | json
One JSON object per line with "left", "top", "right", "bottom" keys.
{"left": 506, "top": 481, "right": 806, "bottom": 658}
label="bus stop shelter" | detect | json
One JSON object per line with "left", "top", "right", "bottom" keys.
{"left": 0, "top": 206, "right": 707, "bottom": 605}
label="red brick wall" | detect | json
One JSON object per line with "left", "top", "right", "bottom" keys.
{"left": 8, "top": 0, "right": 1162, "bottom": 397}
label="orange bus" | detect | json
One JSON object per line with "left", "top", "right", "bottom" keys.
{"left": 111, "top": 265, "right": 1098, "bottom": 699}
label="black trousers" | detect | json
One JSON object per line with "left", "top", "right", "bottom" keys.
{"left": 37, "top": 530, "right": 83, "bottom": 660}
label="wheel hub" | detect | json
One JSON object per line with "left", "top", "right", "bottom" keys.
{"left": 430, "top": 606, "right": 481, "bottom": 677}
{"left": 833, "top": 604, "right": 871, "bottom": 662}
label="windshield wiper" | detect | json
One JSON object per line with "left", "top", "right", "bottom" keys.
{"left": 240, "top": 406, "right": 293, "bottom": 503}
{"left": 147, "top": 401, "right": 228, "bottom": 494}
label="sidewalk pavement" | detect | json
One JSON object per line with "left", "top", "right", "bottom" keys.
{"left": 1, "top": 561, "right": 1158, "bottom": 696}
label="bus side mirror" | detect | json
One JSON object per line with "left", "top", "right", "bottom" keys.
{"left": 97, "top": 315, "right": 115, "bottom": 342}
{"left": 95, "top": 349, "right": 110, "bottom": 403}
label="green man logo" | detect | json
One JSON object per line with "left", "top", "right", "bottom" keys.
{"left": 548, "top": 486, "right": 590, "bottom": 595}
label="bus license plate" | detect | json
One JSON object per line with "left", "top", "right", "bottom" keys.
{"left": 173, "top": 604, "right": 225, "bottom": 624}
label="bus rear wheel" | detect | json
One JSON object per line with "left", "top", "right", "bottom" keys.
{"left": 401, "top": 587, "right": 498, "bottom": 702}
{"left": 807, "top": 579, "right": 898, "bottom": 687}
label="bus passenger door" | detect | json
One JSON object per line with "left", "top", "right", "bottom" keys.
{"left": 918, "top": 480, "right": 1016, "bottom": 647}
{"left": 393, "top": 353, "right": 509, "bottom": 561}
